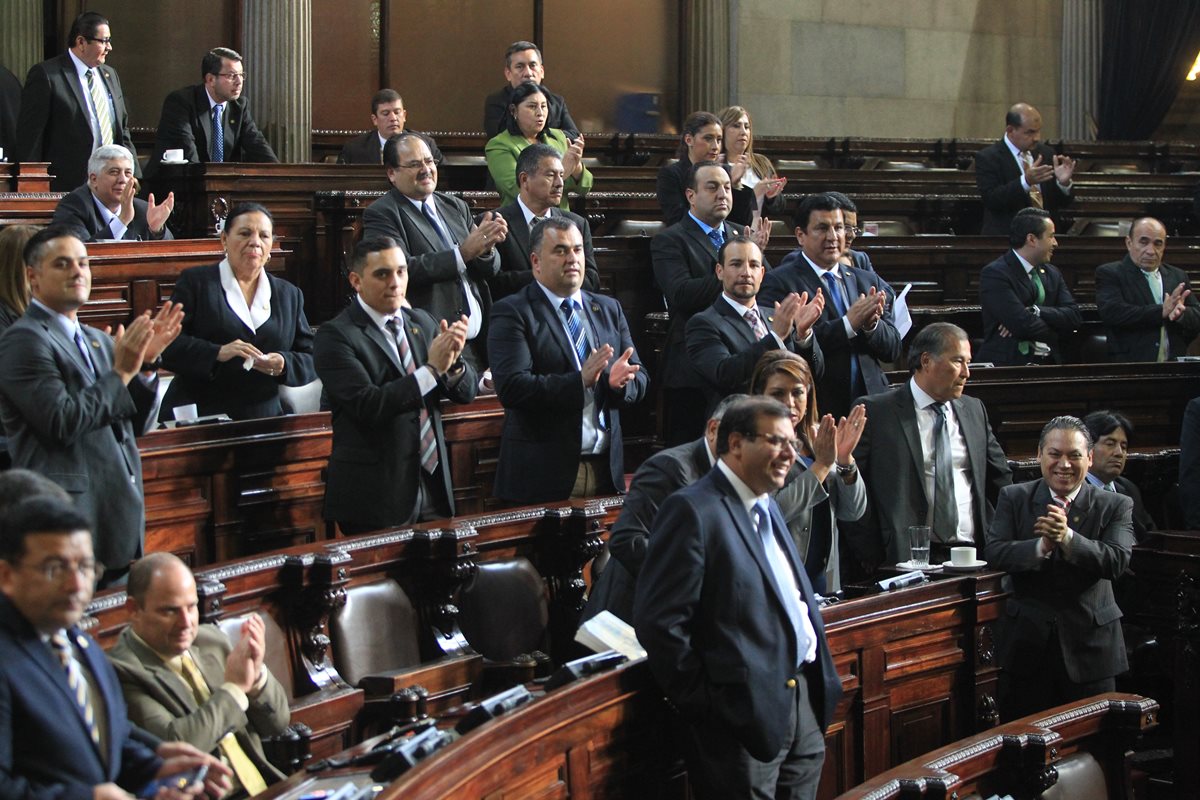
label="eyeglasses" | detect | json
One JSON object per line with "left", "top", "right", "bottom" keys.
{"left": 397, "top": 158, "right": 437, "bottom": 170}
{"left": 85, "top": 36, "right": 112, "bottom": 46}
{"left": 747, "top": 432, "right": 802, "bottom": 453}
{"left": 21, "top": 558, "right": 97, "bottom": 582}
{"left": 217, "top": 72, "right": 247, "bottom": 82}
{"left": 845, "top": 226, "right": 862, "bottom": 237}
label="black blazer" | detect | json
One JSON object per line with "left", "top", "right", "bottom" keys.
{"left": 16, "top": 54, "right": 138, "bottom": 191}
{"left": 977, "top": 250, "right": 1081, "bottom": 366}
{"left": 490, "top": 200, "right": 598, "bottom": 300}
{"left": 144, "top": 85, "right": 276, "bottom": 179}
{"left": 159, "top": 264, "right": 315, "bottom": 421}
{"left": 483, "top": 83, "right": 578, "bottom": 139}
{"left": 758, "top": 250, "right": 902, "bottom": 418}
{"left": 655, "top": 155, "right": 757, "bottom": 228}
{"left": 0, "top": 64, "right": 20, "bottom": 156}
{"left": 336, "top": 128, "right": 443, "bottom": 165}
{"left": 974, "top": 139, "right": 1072, "bottom": 236}
{"left": 52, "top": 184, "right": 174, "bottom": 243}
{"left": 634, "top": 468, "right": 843, "bottom": 761}
{"left": 488, "top": 281, "right": 648, "bottom": 504}
{"left": 1095, "top": 255, "right": 1200, "bottom": 362}
{"left": 315, "top": 300, "right": 477, "bottom": 527}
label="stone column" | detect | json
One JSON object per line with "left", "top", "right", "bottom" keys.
{"left": 242, "top": 0, "right": 312, "bottom": 163}
{"left": 1060, "top": 0, "right": 1101, "bottom": 140}
{"left": 0, "top": 0, "right": 42, "bottom": 82}
{"left": 685, "top": 0, "right": 731, "bottom": 115}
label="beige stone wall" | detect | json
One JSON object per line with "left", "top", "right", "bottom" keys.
{"left": 737, "top": 0, "right": 1063, "bottom": 139}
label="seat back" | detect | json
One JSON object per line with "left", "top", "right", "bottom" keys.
{"left": 279, "top": 379, "right": 324, "bottom": 414}
{"left": 218, "top": 611, "right": 295, "bottom": 702}
{"left": 1038, "top": 751, "right": 1108, "bottom": 799}
{"left": 328, "top": 579, "right": 422, "bottom": 686}
{"left": 456, "top": 557, "right": 549, "bottom": 661}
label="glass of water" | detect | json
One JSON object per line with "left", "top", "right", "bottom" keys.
{"left": 907, "top": 525, "right": 932, "bottom": 567}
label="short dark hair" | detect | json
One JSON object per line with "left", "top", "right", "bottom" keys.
{"left": 530, "top": 215, "right": 579, "bottom": 254}
{"left": 224, "top": 202, "right": 273, "bottom": 233}
{"left": 716, "top": 397, "right": 791, "bottom": 456}
{"left": 202, "top": 47, "right": 242, "bottom": 79}
{"left": 1009, "top": 207, "right": 1051, "bottom": 249}
{"left": 68, "top": 12, "right": 108, "bottom": 47}
{"left": 127, "top": 552, "right": 188, "bottom": 605}
{"left": 717, "top": 234, "right": 758, "bottom": 266}
{"left": 23, "top": 224, "right": 82, "bottom": 269}
{"left": 371, "top": 88, "right": 403, "bottom": 114}
{"left": 907, "top": 322, "right": 969, "bottom": 373}
{"left": 0, "top": 470, "right": 70, "bottom": 515}
{"left": 504, "top": 81, "right": 548, "bottom": 137}
{"left": 516, "top": 142, "right": 561, "bottom": 185}
{"left": 825, "top": 191, "right": 858, "bottom": 214}
{"left": 505, "top": 41, "right": 542, "bottom": 67}
{"left": 1083, "top": 410, "right": 1133, "bottom": 444}
{"left": 351, "top": 235, "right": 402, "bottom": 274}
{"left": 676, "top": 112, "right": 722, "bottom": 159}
{"left": 382, "top": 132, "right": 425, "bottom": 169}
{"left": 685, "top": 159, "right": 724, "bottom": 192}
{"left": 1038, "top": 415, "right": 1093, "bottom": 452}
{"left": 0, "top": 497, "right": 91, "bottom": 563}
{"left": 792, "top": 193, "right": 841, "bottom": 231}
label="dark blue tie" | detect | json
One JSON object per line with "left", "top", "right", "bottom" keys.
{"left": 822, "top": 271, "right": 860, "bottom": 392}
{"left": 707, "top": 225, "right": 724, "bottom": 250}
{"left": 422, "top": 201, "right": 453, "bottom": 248}
{"left": 211, "top": 104, "right": 224, "bottom": 162}
{"left": 560, "top": 298, "right": 590, "bottom": 366}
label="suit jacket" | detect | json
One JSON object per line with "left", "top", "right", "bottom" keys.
{"left": 362, "top": 188, "right": 500, "bottom": 341}
{"left": 1093, "top": 474, "right": 1154, "bottom": 542}
{"left": 108, "top": 625, "right": 288, "bottom": 785}
{"left": 490, "top": 200, "right": 598, "bottom": 300}
{"left": 1095, "top": 255, "right": 1200, "bottom": 362}
{"left": 314, "top": 300, "right": 476, "bottom": 527}
{"left": 685, "top": 295, "right": 824, "bottom": 413}
{"left": 484, "top": 84, "right": 578, "bottom": 140}
{"left": 484, "top": 128, "right": 593, "bottom": 210}
{"left": 52, "top": 185, "right": 174, "bottom": 243}
{"left": 159, "top": 264, "right": 315, "bottom": 421}
{"left": 0, "top": 596, "right": 161, "bottom": 799}
{"left": 977, "top": 250, "right": 1081, "bottom": 366}
{"left": 775, "top": 461, "right": 867, "bottom": 586}
{"left": 0, "top": 64, "right": 20, "bottom": 156}
{"left": 0, "top": 303, "right": 155, "bottom": 579}
{"left": 16, "top": 54, "right": 138, "bottom": 191}
{"left": 974, "top": 139, "right": 1072, "bottom": 236}
{"left": 655, "top": 156, "right": 757, "bottom": 228}
{"left": 144, "top": 85, "right": 276, "bottom": 180}
{"left": 847, "top": 382, "right": 1012, "bottom": 564}
{"left": 758, "top": 250, "right": 902, "bottom": 418}
{"left": 983, "top": 479, "right": 1134, "bottom": 683}
{"left": 488, "top": 282, "right": 648, "bottom": 504}
{"left": 651, "top": 216, "right": 742, "bottom": 390}
{"left": 634, "top": 468, "right": 843, "bottom": 761}
{"left": 336, "top": 128, "right": 443, "bottom": 165}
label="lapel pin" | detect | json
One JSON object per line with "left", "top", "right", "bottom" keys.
{"left": 590, "top": 301, "right": 600, "bottom": 313}
{"left": 90, "top": 340, "right": 99, "bottom": 348}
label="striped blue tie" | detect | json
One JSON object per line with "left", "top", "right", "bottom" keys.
{"left": 212, "top": 104, "right": 225, "bottom": 162}
{"left": 560, "top": 298, "right": 590, "bottom": 366}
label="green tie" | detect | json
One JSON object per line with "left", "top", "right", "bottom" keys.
{"left": 1017, "top": 269, "right": 1046, "bottom": 356}
{"left": 1145, "top": 270, "right": 1168, "bottom": 361}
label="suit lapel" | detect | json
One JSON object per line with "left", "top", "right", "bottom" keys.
{"left": 401, "top": 308, "right": 430, "bottom": 366}
{"left": 398, "top": 196, "right": 444, "bottom": 251}
{"left": 712, "top": 470, "right": 793, "bottom": 614}
{"left": 28, "top": 304, "right": 96, "bottom": 382}
{"left": 714, "top": 298, "right": 759, "bottom": 347}
{"left": 511, "top": 209, "right": 533, "bottom": 256}
{"left": 434, "top": 195, "right": 468, "bottom": 244}
{"left": 897, "top": 384, "right": 929, "bottom": 502}
{"left": 56, "top": 56, "right": 90, "bottom": 129}
{"left": 1120, "top": 257, "right": 1156, "bottom": 305}
{"left": 196, "top": 86, "right": 213, "bottom": 157}
{"left": 349, "top": 301, "right": 403, "bottom": 374}
{"left": 683, "top": 218, "right": 719, "bottom": 261}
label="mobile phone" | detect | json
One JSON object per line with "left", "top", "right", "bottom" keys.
{"left": 138, "top": 763, "right": 208, "bottom": 798}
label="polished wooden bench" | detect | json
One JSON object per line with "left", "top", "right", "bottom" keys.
{"left": 0, "top": 161, "right": 53, "bottom": 192}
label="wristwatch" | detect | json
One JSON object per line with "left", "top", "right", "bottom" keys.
{"left": 835, "top": 461, "right": 857, "bottom": 476}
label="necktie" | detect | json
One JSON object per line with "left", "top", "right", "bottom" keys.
{"left": 176, "top": 653, "right": 268, "bottom": 795}
{"left": 1021, "top": 152, "right": 1044, "bottom": 208}
{"left": 50, "top": 633, "right": 101, "bottom": 748}
{"left": 1017, "top": 269, "right": 1047, "bottom": 357}
{"left": 931, "top": 403, "right": 959, "bottom": 542}
{"left": 707, "top": 225, "right": 724, "bottom": 250}
{"left": 85, "top": 70, "right": 113, "bottom": 147}
{"left": 211, "top": 104, "right": 225, "bottom": 162}
{"left": 1145, "top": 272, "right": 1169, "bottom": 361}
{"left": 744, "top": 308, "right": 767, "bottom": 340}
{"left": 560, "top": 298, "right": 591, "bottom": 367}
{"left": 530, "top": 215, "right": 546, "bottom": 228}
{"left": 73, "top": 327, "right": 97, "bottom": 381}
{"left": 422, "top": 202, "right": 471, "bottom": 316}
{"left": 822, "top": 270, "right": 860, "bottom": 390}
{"left": 752, "top": 503, "right": 808, "bottom": 667}
{"left": 422, "top": 201, "right": 453, "bottom": 248}
{"left": 386, "top": 318, "right": 439, "bottom": 474}
{"left": 1055, "top": 495, "right": 1072, "bottom": 510}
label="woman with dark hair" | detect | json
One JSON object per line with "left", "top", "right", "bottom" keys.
{"left": 158, "top": 202, "right": 315, "bottom": 421}
{"left": 750, "top": 350, "right": 867, "bottom": 593}
{"left": 655, "top": 110, "right": 757, "bottom": 227}
{"left": 0, "top": 224, "right": 37, "bottom": 333}
{"left": 719, "top": 105, "right": 787, "bottom": 219}
{"left": 484, "top": 80, "right": 592, "bottom": 209}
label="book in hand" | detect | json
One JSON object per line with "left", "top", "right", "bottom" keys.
{"left": 574, "top": 610, "right": 647, "bottom": 661}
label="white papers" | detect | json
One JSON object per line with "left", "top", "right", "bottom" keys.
{"left": 894, "top": 283, "right": 913, "bottom": 338}
{"left": 575, "top": 611, "right": 647, "bottom": 661}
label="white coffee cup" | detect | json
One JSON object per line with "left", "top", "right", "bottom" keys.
{"left": 163, "top": 148, "right": 184, "bottom": 162}
{"left": 950, "top": 546, "right": 977, "bottom": 567}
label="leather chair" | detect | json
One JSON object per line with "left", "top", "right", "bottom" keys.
{"left": 329, "top": 579, "right": 422, "bottom": 687}
{"left": 456, "top": 557, "right": 550, "bottom": 691}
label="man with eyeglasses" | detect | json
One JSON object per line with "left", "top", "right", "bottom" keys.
{"left": 759, "top": 192, "right": 901, "bottom": 419}
{"left": 16, "top": 11, "right": 139, "bottom": 191}
{"left": 145, "top": 47, "right": 277, "bottom": 182}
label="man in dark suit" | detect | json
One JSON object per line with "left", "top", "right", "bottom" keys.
{"left": 314, "top": 236, "right": 477, "bottom": 534}
{"left": 978, "top": 207, "right": 1081, "bottom": 366}
{"left": 984, "top": 415, "right": 1134, "bottom": 721}
{"left": 1095, "top": 216, "right": 1200, "bottom": 362}
{"left": 0, "top": 226, "right": 182, "bottom": 587}
{"left": 974, "top": 103, "right": 1075, "bottom": 235}
{"left": 686, "top": 235, "right": 823, "bottom": 413}
{"left": 490, "top": 142, "right": 598, "bottom": 300}
{"left": 652, "top": 160, "right": 771, "bottom": 444}
{"left": 16, "top": 12, "right": 139, "bottom": 191}
{"left": 827, "top": 191, "right": 876, "bottom": 273}
{"left": 145, "top": 47, "right": 277, "bottom": 181}
{"left": 848, "top": 323, "right": 1012, "bottom": 566}
{"left": 759, "top": 193, "right": 902, "bottom": 419}
{"left": 52, "top": 144, "right": 175, "bottom": 242}
{"left": 1082, "top": 410, "right": 1156, "bottom": 541}
{"left": 0, "top": 64, "right": 20, "bottom": 158}
{"left": 362, "top": 132, "right": 507, "bottom": 371}
{"left": 109, "top": 553, "right": 290, "bottom": 797}
{"left": 336, "top": 88, "right": 442, "bottom": 165}
{"left": 482, "top": 41, "right": 578, "bottom": 139}
{"left": 0, "top": 496, "right": 226, "bottom": 799}
{"left": 635, "top": 397, "right": 842, "bottom": 799}
{"left": 489, "top": 217, "right": 647, "bottom": 504}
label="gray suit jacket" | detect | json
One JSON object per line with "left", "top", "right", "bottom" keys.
{"left": 847, "top": 381, "right": 1012, "bottom": 565}
{"left": 0, "top": 303, "right": 155, "bottom": 581}
{"left": 108, "top": 625, "right": 289, "bottom": 784}
{"left": 775, "top": 461, "right": 867, "bottom": 588}
{"left": 983, "top": 479, "right": 1134, "bottom": 683}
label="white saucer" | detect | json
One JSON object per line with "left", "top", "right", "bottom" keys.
{"left": 941, "top": 560, "right": 987, "bottom": 571}
{"left": 895, "top": 560, "right": 941, "bottom": 572}
{"left": 159, "top": 159, "right": 187, "bottom": 165}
